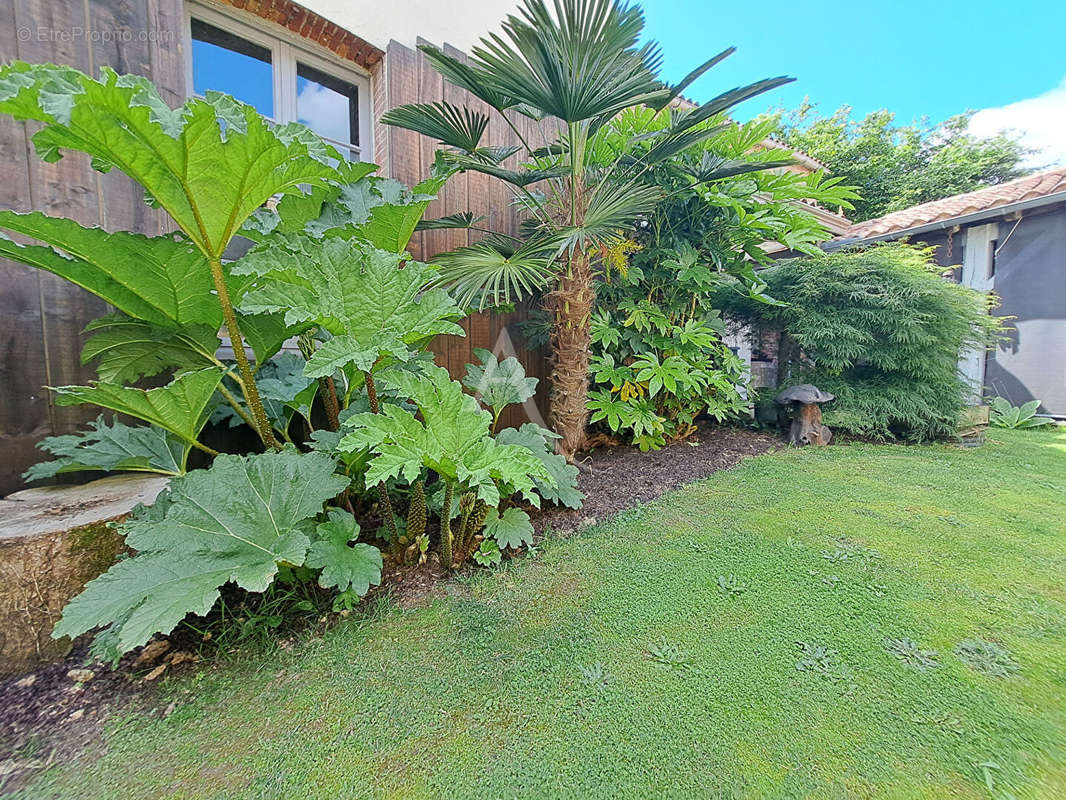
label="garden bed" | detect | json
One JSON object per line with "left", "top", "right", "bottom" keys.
{"left": 0, "top": 424, "right": 776, "bottom": 793}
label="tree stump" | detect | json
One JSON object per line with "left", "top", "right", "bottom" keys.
{"left": 0, "top": 474, "right": 168, "bottom": 677}
{"left": 789, "top": 401, "right": 833, "bottom": 446}
{"left": 774, "top": 384, "right": 835, "bottom": 447}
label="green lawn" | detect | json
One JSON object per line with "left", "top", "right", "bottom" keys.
{"left": 22, "top": 429, "right": 1066, "bottom": 799}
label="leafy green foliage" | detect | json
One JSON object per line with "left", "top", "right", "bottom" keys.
{"left": 51, "top": 368, "right": 223, "bottom": 447}
{"left": 884, "top": 637, "right": 941, "bottom": 672}
{"left": 955, "top": 639, "right": 1019, "bottom": 678}
{"left": 483, "top": 507, "right": 535, "bottom": 550}
{"left": 255, "top": 354, "right": 318, "bottom": 432}
{"left": 53, "top": 449, "right": 349, "bottom": 662}
{"left": 776, "top": 105, "right": 1033, "bottom": 221}
{"left": 795, "top": 641, "right": 856, "bottom": 692}
{"left": 0, "top": 61, "right": 352, "bottom": 448}
{"left": 588, "top": 312, "right": 748, "bottom": 449}
{"left": 236, "top": 237, "right": 464, "bottom": 378}
{"left": 249, "top": 163, "right": 453, "bottom": 256}
{"left": 716, "top": 574, "right": 748, "bottom": 598}
{"left": 494, "top": 424, "right": 584, "bottom": 509}
{"left": 80, "top": 315, "right": 222, "bottom": 385}
{"left": 462, "top": 348, "right": 538, "bottom": 427}
{"left": 23, "top": 416, "right": 186, "bottom": 481}
{"left": 0, "top": 211, "right": 218, "bottom": 328}
{"left": 0, "top": 60, "right": 565, "bottom": 659}
{"left": 382, "top": 0, "right": 798, "bottom": 453}
{"left": 989, "top": 397, "right": 1052, "bottom": 429}
{"left": 340, "top": 364, "right": 550, "bottom": 508}
{"left": 583, "top": 111, "right": 857, "bottom": 450}
{"left": 718, "top": 244, "right": 1007, "bottom": 442}
{"left": 430, "top": 235, "right": 557, "bottom": 311}
{"left": 0, "top": 64, "right": 341, "bottom": 260}
{"left": 472, "top": 539, "right": 503, "bottom": 567}
{"left": 306, "top": 510, "right": 384, "bottom": 595}
{"left": 646, "top": 639, "right": 694, "bottom": 670}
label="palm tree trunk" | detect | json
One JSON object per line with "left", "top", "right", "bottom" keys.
{"left": 548, "top": 249, "right": 594, "bottom": 460}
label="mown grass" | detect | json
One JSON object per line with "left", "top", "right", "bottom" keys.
{"left": 20, "top": 428, "right": 1066, "bottom": 799}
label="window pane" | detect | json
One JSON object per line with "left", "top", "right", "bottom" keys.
{"left": 191, "top": 19, "right": 273, "bottom": 118}
{"left": 297, "top": 62, "right": 359, "bottom": 149}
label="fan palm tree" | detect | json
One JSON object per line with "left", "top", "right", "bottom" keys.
{"left": 383, "top": 0, "right": 793, "bottom": 459}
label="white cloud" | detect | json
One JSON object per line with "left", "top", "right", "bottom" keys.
{"left": 297, "top": 82, "right": 351, "bottom": 146}
{"left": 970, "top": 76, "right": 1066, "bottom": 168}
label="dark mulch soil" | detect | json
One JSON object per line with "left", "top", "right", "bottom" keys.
{"left": 533, "top": 423, "right": 778, "bottom": 537}
{"left": 0, "top": 425, "right": 777, "bottom": 794}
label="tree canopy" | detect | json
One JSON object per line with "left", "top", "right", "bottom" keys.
{"left": 774, "top": 104, "right": 1034, "bottom": 222}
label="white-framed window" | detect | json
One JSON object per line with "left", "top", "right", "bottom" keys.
{"left": 184, "top": 1, "right": 373, "bottom": 162}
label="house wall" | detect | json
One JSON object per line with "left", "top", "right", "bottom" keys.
{"left": 895, "top": 204, "right": 1066, "bottom": 418}
{"left": 984, "top": 205, "right": 1066, "bottom": 416}
{"left": 0, "top": 0, "right": 548, "bottom": 496}
{"left": 301, "top": 0, "right": 520, "bottom": 52}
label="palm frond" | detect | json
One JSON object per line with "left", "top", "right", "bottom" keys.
{"left": 555, "top": 180, "right": 661, "bottom": 254}
{"left": 682, "top": 152, "right": 793, "bottom": 185}
{"left": 430, "top": 234, "right": 558, "bottom": 309}
{"left": 416, "top": 212, "right": 486, "bottom": 231}
{"left": 444, "top": 153, "right": 570, "bottom": 187}
{"left": 672, "top": 76, "right": 795, "bottom": 133}
{"left": 471, "top": 144, "right": 522, "bottom": 165}
{"left": 640, "top": 122, "right": 733, "bottom": 167}
{"left": 418, "top": 43, "right": 517, "bottom": 112}
{"left": 381, "top": 102, "right": 488, "bottom": 152}
{"left": 468, "top": 0, "right": 665, "bottom": 123}
{"left": 650, "top": 47, "right": 736, "bottom": 111}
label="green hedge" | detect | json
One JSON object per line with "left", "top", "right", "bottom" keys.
{"left": 718, "top": 243, "right": 1005, "bottom": 441}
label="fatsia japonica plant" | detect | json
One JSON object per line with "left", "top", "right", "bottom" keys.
{"left": 585, "top": 113, "right": 859, "bottom": 448}
{"left": 381, "top": 0, "right": 795, "bottom": 459}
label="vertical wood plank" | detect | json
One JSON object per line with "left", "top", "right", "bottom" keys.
{"left": 0, "top": 0, "right": 50, "bottom": 494}
{"left": 0, "top": 0, "right": 189, "bottom": 494}
{"left": 385, "top": 40, "right": 423, "bottom": 261}
{"left": 414, "top": 38, "right": 447, "bottom": 262}
{"left": 12, "top": 0, "right": 108, "bottom": 481}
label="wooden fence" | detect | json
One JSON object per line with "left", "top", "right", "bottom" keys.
{"left": 380, "top": 39, "right": 553, "bottom": 432}
{"left": 0, "top": 0, "right": 186, "bottom": 496}
{"left": 0, "top": 5, "right": 549, "bottom": 495}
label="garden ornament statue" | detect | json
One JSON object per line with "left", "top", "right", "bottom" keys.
{"left": 775, "top": 384, "right": 835, "bottom": 446}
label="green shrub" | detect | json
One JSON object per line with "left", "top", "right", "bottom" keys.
{"left": 718, "top": 243, "right": 1006, "bottom": 442}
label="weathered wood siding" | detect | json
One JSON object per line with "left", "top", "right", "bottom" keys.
{"left": 0, "top": 0, "right": 186, "bottom": 495}
{"left": 0, "top": 12, "right": 548, "bottom": 494}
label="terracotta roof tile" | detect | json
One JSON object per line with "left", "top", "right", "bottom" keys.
{"left": 845, "top": 166, "right": 1066, "bottom": 239}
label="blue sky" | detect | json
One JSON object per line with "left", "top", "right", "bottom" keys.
{"left": 639, "top": 0, "right": 1066, "bottom": 164}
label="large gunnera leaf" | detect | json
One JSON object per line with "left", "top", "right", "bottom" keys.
{"left": 0, "top": 212, "right": 218, "bottom": 328}
{"left": 462, "top": 347, "right": 538, "bottom": 420}
{"left": 81, "top": 314, "right": 222, "bottom": 384}
{"left": 495, "top": 424, "right": 584, "bottom": 509}
{"left": 306, "top": 509, "right": 383, "bottom": 595}
{"left": 340, "top": 364, "right": 553, "bottom": 506}
{"left": 53, "top": 449, "right": 349, "bottom": 661}
{"left": 236, "top": 237, "right": 464, "bottom": 377}
{"left": 24, "top": 416, "right": 186, "bottom": 481}
{"left": 0, "top": 63, "right": 341, "bottom": 260}
{"left": 51, "top": 367, "right": 223, "bottom": 446}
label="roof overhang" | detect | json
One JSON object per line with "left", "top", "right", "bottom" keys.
{"left": 836, "top": 190, "right": 1066, "bottom": 246}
